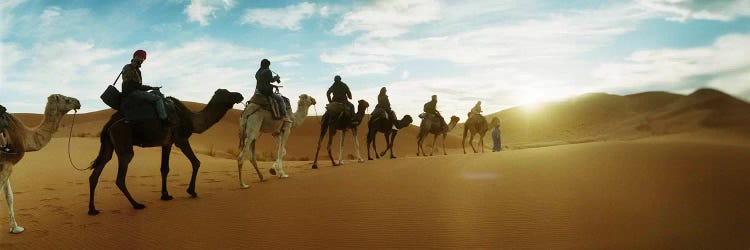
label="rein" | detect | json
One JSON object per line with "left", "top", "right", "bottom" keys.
{"left": 67, "top": 110, "right": 88, "bottom": 171}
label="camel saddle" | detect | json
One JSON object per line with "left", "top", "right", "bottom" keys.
{"left": 370, "top": 107, "right": 388, "bottom": 122}
{"left": 248, "top": 94, "right": 290, "bottom": 120}
{"left": 120, "top": 92, "right": 178, "bottom": 123}
{"left": 326, "top": 102, "right": 351, "bottom": 115}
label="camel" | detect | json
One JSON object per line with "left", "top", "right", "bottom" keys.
{"left": 1, "top": 94, "right": 81, "bottom": 233}
{"left": 311, "top": 100, "right": 369, "bottom": 169}
{"left": 416, "top": 115, "right": 460, "bottom": 156}
{"left": 87, "top": 89, "right": 243, "bottom": 215}
{"left": 236, "top": 94, "right": 316, "bottom": 188}
{"left": 462, "top": 114, "right": 500, "bottom": 154}
{"left": 366, "top": 114, "right": 413, "bottom": 160}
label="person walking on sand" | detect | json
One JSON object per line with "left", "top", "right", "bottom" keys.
{"left": 492, "top": 122, "right": 501, "bottom": 152}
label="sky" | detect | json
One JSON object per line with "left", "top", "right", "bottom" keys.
{"left": 1, "top": 0, "right": 749, "bottom": 120}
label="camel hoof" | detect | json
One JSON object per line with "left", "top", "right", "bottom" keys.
{"left": 133, "top": 203, "right": 146, "bottom": 210}
{"left": 391, "top": 156, "right": 397, "bottom": 159}
{"left": 312, "top": 164, "right": 318, "bottom": 169}
{"left": 241, "top": 184, "right": 250, "bottom": 189}
{"left": 187, "top": 190, "right": 198, "bottom": 198}
{"left": 88, "top": 209, "right": 100, "bottom": 216}
{"left": 280, "top": 174, "right": 289, "bottom": 178}
{"left": 10, "top": 226, "right": 24, "bottom": 234}
{"left": 368, "top": 157, "right": 374, "bottom": 161}
{"left": 269, "top": 168, "right": 277, "bottom": 175}
{"left": 339, "top": 161, "right": 346, "bottom": 165}
{"left": 357, "top": 159, "right": 365, "bottom": 163}
{"left": 161, "top": 194, "right": 174, "bottom": 201}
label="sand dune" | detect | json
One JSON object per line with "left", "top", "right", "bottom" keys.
{"left": 3, "top": 89, "right": 750, "bottom": 248}
{"left": 1, "top": 133, "right": 749, "bottom": 248}
{"left": 453, "top": 88, "right": 750, "bottom": 149}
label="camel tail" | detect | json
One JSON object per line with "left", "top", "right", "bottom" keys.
{"left": 89, "top": 125, "right": 111, "bottom": 170}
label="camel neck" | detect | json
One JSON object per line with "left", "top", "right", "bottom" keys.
{"left": 192, "top": 99, "right": 231, "bottom": 133}
{"left": 25, "top": 104, "right": 65, "bottom": 151}
{"left": 291, "top": 103, "right": 310, "bottom": 128}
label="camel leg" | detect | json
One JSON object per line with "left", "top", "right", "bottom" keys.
{"left": 338, "top": 129, "right": 346, "bottom": 165}
{"left": 442, "top": 133, "right": 448, "bottom": 155}
{"left": 249, "top": 140, "right": 263, "bottom": 180}
{"left": 327, "top": 129, "right": 337, "bottom": 166}
{"left": 367, "top": 129, "right": 375, "bottom": 160}
{"left": 352, "top": 128, "right": 364, "bottom": 163}
{"left": 160, "top": 144, "right": 174, "bottom": 200}
{"left": 470, "top": 133, "right": 478, "bottom": 153}
{"left": 417, "top": 134, "right": 424, "bottom": 156}
{"left": 237, "top": 137, "right": 251, "bottom": 189}
{"left": 273, "top": 132, "right": 289, "bottom": 178}
{"left": 462, "top": 127, "right": 469, "bottom": 154}
{"left": 380, "top": 131, "right": 389, "bottom": 157}
{"left": 430, "top": 133, "right": 438, "bottom": 156}
{"left": 88, "top": 138, "right": 114, "bottom": 215}
{"left": 388, "top": 131, "right": 398, "bottom": 159}
{"left": 114, "top": 149, "right": 144, "bottom": 210}
{"left": 1, "top": 165, "right": 24, "bottom": 234}
{"left": 312, "top": 120, "right": 329, "bottom": 169}
{"left": 480, "top": 134, "right": 485, "bottom": 153}
{"left": 176, "top": 139, "right": 201, "bottom": 197}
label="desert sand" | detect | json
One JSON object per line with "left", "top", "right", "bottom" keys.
{"left": 2, "top": 88, "right": 750, "bottom": 249}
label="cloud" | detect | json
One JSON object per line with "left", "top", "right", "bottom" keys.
{"left": 639, "top": 0, "right": 750, "bottom": 21}
{"left": 241, "top": 2, "right": 327, "bottom": 31}
{"left": 1, "top": 38, "right": 301, "bottom": 112}
{"left": 1, "top": 40, "right": 126, "bottom": 108}
{"left": 322, "top": 3, "right": 647, "bottom": 75}
{"left": 184, "top": 0, "right": 235, "bottom": 26}
{"left": 332, "top": 0, "right": 442, "bottom": 38}
{"left": 593, "top": 33, "right": 750, "bottom": 95}
{"left": 0, "top": 0, "right": 27, "bottom": 36}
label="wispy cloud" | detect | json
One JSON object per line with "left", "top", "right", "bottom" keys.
{"left": 332, "top": 0, "right": 442, "bottom": 38}
{"left": 184, "top": 0, "right": 235, "bottom": 26}
{"left": 639, "top": 0, "right": 750, "bottom": 21}
{"left": 241, "top": 2, "right": 324, "bottom": 31}
{"left": 0, "top": 0, "right": 27, "bottom": 36}
{"left": 594, "top": 33, "right": 750, "bottom": 96}
{"left": 322, "top": 3, "right": 648, "bottom": 74}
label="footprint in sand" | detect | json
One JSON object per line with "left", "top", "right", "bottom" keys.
{"left": 43, "top": 187, "right": 55, "bottom": 191}
{"left": 111, "top": 210, "right": 121, "bottom": 214}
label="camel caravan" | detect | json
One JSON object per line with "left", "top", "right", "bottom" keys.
{"left": 0, "top": 50, "right": 502, "bottom": 233}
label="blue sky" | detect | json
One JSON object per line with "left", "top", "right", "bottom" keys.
{"left": 1, "top": 0, "right": 749, "bottom": 119}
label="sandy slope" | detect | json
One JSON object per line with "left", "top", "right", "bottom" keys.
{"left": 1, "top": 133, "right": 749, "bottom": 249}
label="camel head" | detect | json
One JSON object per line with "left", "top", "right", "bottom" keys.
{"left": 48, "top": 94, "right": 81, "bottom": 113}
{"left": 357, "top": 99, "right": 369, "bottom": 112}
{"left": 298, "top": 94, "right": 316, "bottom": 107}
{"left": 449, "top": 115, "right": 460, "bottom": 124}
{"left": 402, "top": 115, "right": 414, "bottom": 125}
{"left": 211, "top": 89, "right": 244, "bottom": 106}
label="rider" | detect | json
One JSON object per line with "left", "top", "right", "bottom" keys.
{"left": 326, "top": 75, "right": 355, "bottom": 121}
{"left": 376, "top": 87, "right": 398, "bottom": 128}
{"left": 424, "top": 95, "right": 448, "bottom": 128}
{"left": 255, "top": 59, "right": 287, "bottom": 118}
{"left": 0, "top": 105, "right": 13, "bottom": 154}
{"left": 469, "top": 101, "right": 483, "bottom": 117}
{"left": 121, "top": 49, "right": 169, "bottom": 125}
